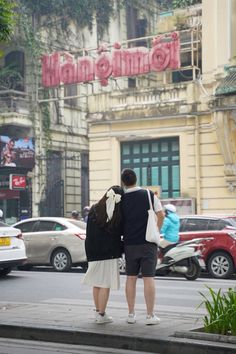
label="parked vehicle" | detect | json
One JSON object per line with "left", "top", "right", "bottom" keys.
{"left": 156, "top": 237, "right": 211, "bottom": 280}
{"left": 0, "top": 221, "right": 26, "bottom": 277}
{"left": 179, "top": 215, "right": 236, "bottom": 279}
{"left": 180, "top": 215, "right": 236, "bottom": 232}
{"left": 14, "top": 217, "right": 87, "bottom": 272}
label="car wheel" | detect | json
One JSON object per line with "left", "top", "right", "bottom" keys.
{"left": 208, "top": 251, "right": 234, "bottom": 279}
{"left": 119, "top": 254, "right": 126, "bottom": 274}
{"left": 0, "top": 267, "right": 12, "bottom": 276}
{"left": 51, "top": 248, "right": 72, "bottom": 272}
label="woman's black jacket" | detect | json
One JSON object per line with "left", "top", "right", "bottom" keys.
{"left": 85, "top": 206, "right": 123, "bottom": 262}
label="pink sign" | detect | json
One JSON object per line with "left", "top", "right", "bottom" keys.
{"left": 42, "top": 32, "right": 180, "bottom": 87}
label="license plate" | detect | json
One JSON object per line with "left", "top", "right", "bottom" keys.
{"left": 0, "top": 237, "right": 11, "bottom": 247}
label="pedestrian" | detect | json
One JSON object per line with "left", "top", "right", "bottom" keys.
{"left": 82, "top": 185, "right": 124, "bottom": 324}
{"left": 83, "top": 206, "right": 90, "bottom": 223}
{"left": 71, "top": 210, "right": 79, "bottom": 220}
{"left": 160, "top": 204, "right": 180, "bottom": 248}
{"left": 121, "top": 168, "right": 164, "bottom": 325}
{"left": 0, "top": 209, "right": 4, "bottom": 222}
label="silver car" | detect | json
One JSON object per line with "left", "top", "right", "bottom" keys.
{"left": 14, "top": 217, "right": 87, "bottom": 272}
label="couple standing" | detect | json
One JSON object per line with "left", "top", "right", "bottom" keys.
{"left": 83, "top": 168, "right": 165, "bottom": 325}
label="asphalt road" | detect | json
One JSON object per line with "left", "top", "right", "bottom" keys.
{"left": 0, "top": 270, "right": 235, "bottom": 313}
{"left": 0, "top": 338, "right": 152, "bottom": 354}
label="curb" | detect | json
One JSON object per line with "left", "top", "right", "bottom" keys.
{"left": 174, "top": 330, "right": 236, "bottom": 345}
{"left": 0, "top": 324, "right": 236, "bottom": 354}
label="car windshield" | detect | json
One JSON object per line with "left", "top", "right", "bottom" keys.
{"left": 69, "top": 220, "right": 86, "bottom": 230}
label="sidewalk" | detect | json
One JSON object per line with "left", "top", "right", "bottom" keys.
{"left": 0, "top": 300, "right": 235, "bottom": 354}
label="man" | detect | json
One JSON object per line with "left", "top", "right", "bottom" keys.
{"left": 121, "top": 168, "right": 164, "bottom": 325}
{"left": 71, "top": 210, "right": 79, "bottom": 220}
{"left": 83, "top": 206, "right": 90, "bottom": 223}
{"left": 0, "top": 209, "right": 4, "bottom": 222}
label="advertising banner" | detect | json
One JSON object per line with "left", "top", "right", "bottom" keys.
{"left": 9, "top": 174, "right": 26, "bottom": 190}
{"left": 0, "top": 136, "right": 35, "bottom": 169}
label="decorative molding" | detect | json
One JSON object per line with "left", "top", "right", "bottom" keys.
{"left": 214, "top": 111, "right": 236, "bottom": 193}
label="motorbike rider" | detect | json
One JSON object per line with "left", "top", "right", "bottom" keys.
{"left": 159, "top": 204, "right": 180, "bottom": 249}
{"left": 157, "top": 205, "right": 202, "bottom": 280}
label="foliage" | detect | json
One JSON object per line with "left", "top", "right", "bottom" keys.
{"left": 40, "top": 100, "right": 51, "bottom": 147}
{"left": 17, "top": 11, "right": 43, "bottom": 62}
{"left": 198, "top": 286, "right": 236, "bottom": 336}
{"left": 0, "top": 0, "right": 16, "bottom": 42}
{"left": 0, "top": 65, "right": 22, "bottom": 90}
{"left": 19, "top": 0, "right": 115, "bottom": 36}
{"left": 172, "top": 0, "right": 201, "bottom": 8}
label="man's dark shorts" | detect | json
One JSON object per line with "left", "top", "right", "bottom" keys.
{"left": 124, "top": 243, "right": 158, "bottom": 277}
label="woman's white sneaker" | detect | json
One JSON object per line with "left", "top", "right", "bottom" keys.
{"left": 126, "top": 313, "right": 136, "bottom": 324}
{"left": 146, "top": 314, "right": 160, "bottom": 325}
{"left": 96, "top": 313, "right": 113, "bottom": 324}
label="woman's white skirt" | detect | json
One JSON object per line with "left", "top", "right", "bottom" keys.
{"left": 82, "top": 258, "right": 120, "bottom": 290}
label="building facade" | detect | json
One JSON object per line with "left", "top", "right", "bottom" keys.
{"left": 0, "top": 0, "right": 235, "bottom": 222}
{"left": 0, "top": 4, "right": 109, "bottom": 223}
{"left": 87, "top": 0, "right": 236, "bottom": 214}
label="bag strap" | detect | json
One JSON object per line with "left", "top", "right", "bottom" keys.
{"left": 146, "top": 189, "right": 154, "bottom": 210}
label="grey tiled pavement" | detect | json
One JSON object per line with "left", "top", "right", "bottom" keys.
{"left": 0, "top": 299, "right": 235, "bottom": 354}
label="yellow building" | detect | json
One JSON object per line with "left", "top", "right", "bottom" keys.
{"left": 1, "top": 0, "right": 235, "bottom": 219}
{"left": 87, "top": 0, "right": 236, "bottom": 215}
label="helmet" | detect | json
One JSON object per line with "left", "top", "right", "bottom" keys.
{"left": 0, "top": 209, "right": 3, "bottom": 218}
{"left": 71, "top": 210, "right": 79, "bottom": 217}
{"left": 164, "top": 204, "right": 176, "bottom": 213}
{"left": 83, "top": 206, "right": 90, "bottom": 211}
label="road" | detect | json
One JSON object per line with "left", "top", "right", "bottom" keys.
{"left": 0, "top": 338, "right": 151, "bottom": 354}
{"left": 0, "top": 270, "right": 235, "bottom": 315}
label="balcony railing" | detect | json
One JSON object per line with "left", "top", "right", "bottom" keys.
{"left": 0, "top": 90, "right": 30, "bottom": 115}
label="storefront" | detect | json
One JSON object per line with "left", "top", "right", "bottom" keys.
{"left": 0, "top": 136, "right": 34, "bottom": 224}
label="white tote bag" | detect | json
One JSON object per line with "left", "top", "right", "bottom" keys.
{"left": 145, "top": 189, "right": 160, "bottom": 245}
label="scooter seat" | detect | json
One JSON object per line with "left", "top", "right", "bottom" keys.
{"left": 160, "top": 243, "right": 178, "bottom": 255}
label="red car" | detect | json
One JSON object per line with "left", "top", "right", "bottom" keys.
{"left": 179, "top": 215, "right": 236, "bottom": 279}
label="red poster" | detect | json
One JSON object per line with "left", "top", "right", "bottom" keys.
{"left": 9, "top": 174, "right": 26, "bottom": 190}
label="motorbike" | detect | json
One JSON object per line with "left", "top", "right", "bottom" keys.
{"left": 156, "top": 237, "right": 213, "bottom": 280}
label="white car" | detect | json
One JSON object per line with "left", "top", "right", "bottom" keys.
{"left": 0, "top": 221, "right": 27, "bottom": 276}
{"left": 14, "top": 217, "right": 87, "bottom": 272}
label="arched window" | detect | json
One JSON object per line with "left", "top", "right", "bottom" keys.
{"left": 5, "top": 51, "right": 25, "bottom": 91}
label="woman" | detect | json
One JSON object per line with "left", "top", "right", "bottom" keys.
{"left": 160, "top": 204, "right": 180, "bottom": 248}
{"left": 83, "top": 185, "right": 124, "bottom": 324}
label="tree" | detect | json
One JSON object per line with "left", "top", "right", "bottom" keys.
{"left": 0, "top": 0, "right": 15, "bottom": 42}
{"left": 173, "top": 0, "right": 201, "bottom": 9}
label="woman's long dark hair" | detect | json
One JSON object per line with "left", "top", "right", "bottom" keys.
{"left": 92, "top": 185, "right": 124, "bottom": 233}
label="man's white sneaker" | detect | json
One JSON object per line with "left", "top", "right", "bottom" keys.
{"left": 96, "top": 313, "right": 113, "bottom": 324}
{"left": 94, "top": 310, "right": 100, "bottom": 322}
{"left": 126, "top": 313, "right": 136, "bottom": 324}
{"left": 146, "top": 314, "right": 160, "bottom": 325}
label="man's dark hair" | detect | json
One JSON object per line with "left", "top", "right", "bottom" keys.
{"left": 121, "top": 168, "right": 137, "bottom": 187}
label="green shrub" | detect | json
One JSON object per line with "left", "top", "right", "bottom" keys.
{"left": 198, "top": 286, "right": 236, "bottom": 335}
